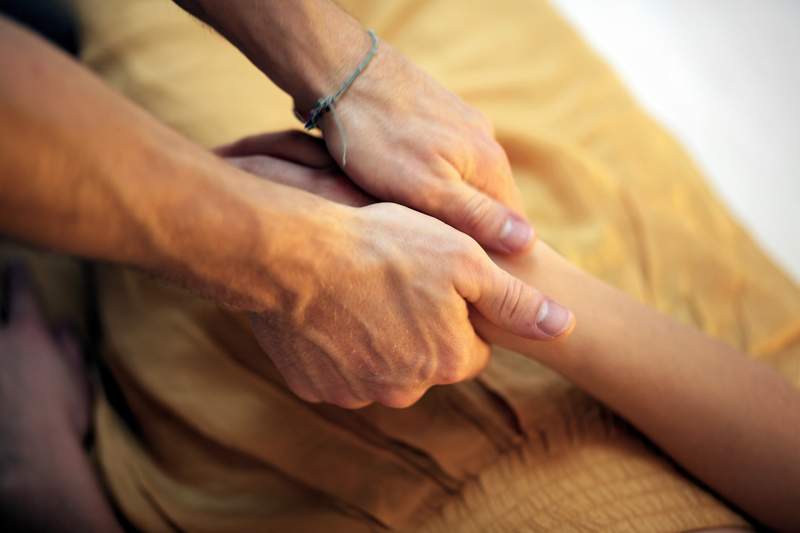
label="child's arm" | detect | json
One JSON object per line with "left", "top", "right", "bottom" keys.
{"left": 219, "top": 131, "right": 800, "bottom": 530}
{"left": 477, "top": 246, "right": 800, "bottom": 531}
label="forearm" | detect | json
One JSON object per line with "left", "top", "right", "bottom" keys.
{"left": 0, "top": 17, "right": 327, "bottom": 303}
{"left": 0, "top": 16, "right": 220, "bottom": 269}
{"left": 482, "top": 247, "right": 800, "bottom": 530}
{"left": 173, "top": 0, "right": 369, "bottom": 111}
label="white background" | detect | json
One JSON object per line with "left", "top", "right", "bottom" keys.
{"left": 553, "top": 0, "right": 800, "bottom": 283}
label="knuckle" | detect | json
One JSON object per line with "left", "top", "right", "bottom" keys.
{"left": 291, "top": 387, "right": 321, "bottom": 404}
{"left": 436, "top": 358, "right": 468, "bottom": 385}
{"left": 454, "top": 231, "right": 483, "bottom": 262}
{"left": 434, "top": 331, "right": 474, "bottom": 385}
{"left": 375, "top": 388, "right": 422, "bottom": 409}
{"left": 459, "top": 191, "right": 497, "bottom": 235}
{"left": 411, "top": 352, "right": 438, "bottom": 386}
{"left": 420, "top": 143, "right": 446, "bottom": 169}
{"left": 280, "top": 372, "right": 321, "bottom": 404}
{"left": 451, "top": 238, "right": 491, "bottom": 297}
{"left": 484, "top": 139, "right": 509, "bottom": 169}
{"left": 327, "top": 392, "right": 369, "bottom": 409}
{"left": 497, "top": 278, "right": 526, "bottom": 322}
{"left": 465, "top": 107, "right": 493, "bottom": 132}
{"left": 317, "top": 377, "right": 371, "bottom": 409}
{"left": 473, "top": 140, "right": 510, "bottom": 184}
{"left": 470, "top": 343, "right": 492, "bottom": 378}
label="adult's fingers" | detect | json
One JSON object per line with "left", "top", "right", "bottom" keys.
{"left": 447, "top": 330, "right": 491, "bottom": 383}
{"left": 376, "top": 334, "right": 489, "bottom": 404}
{"left": 457, "top": 257, "right": 574, "bottom": 340}
{"left": 467, "top": 139, "right": 527, "bottom": 215}
{"left": 430, "top": 180, "right": 534, "bottom": 255}
{"left": 371, "top": 385, "right": 428, "bottom": 409}
{"left": 215, "top": 130, "right": 334, "bottom": 168}
{"left": 284, "top": 364, "right": 372, "bottom": 409}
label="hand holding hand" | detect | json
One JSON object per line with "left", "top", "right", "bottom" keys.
{"left": 216, "top": 132, "right": 574, "bottom": 409}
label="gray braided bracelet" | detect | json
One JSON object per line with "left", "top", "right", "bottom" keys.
{"left": 294, "top": 29, "right": 379, "bottom": 166}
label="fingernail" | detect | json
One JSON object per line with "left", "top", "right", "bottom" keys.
{"left": 499, "top": 215, "right": 533, "bottom": 252}
{"left": 535, "top": 298, "right": 573, "bottom": 338}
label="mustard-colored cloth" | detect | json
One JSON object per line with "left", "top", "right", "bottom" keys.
{"left": 58, "top": 0, "right": 800, "bottom": 531}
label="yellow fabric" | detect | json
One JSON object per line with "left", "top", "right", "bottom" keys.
{"left": 60, "top": 0, "right": 800, "bottom": 531}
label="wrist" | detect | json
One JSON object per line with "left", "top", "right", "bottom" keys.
{"left": 291, "top": 18, "right": 375, "bottom": 118}
{"left": 499, "top": 244, "right": 638, "bottom": 380}
{"left": 150, "top": 159, "right": 354, "bottom": 311}
{"left": 314, "top": 36, "right": 396, "bottom": 135}
{"left": 488, "top": 244, "right": 598, "bottom": 366}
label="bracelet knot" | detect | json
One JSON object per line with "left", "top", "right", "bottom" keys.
{"left": 293, "top": 29, "right": 379, "bottom": 166}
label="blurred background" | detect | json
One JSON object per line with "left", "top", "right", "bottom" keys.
{"left": 554, "top": 0, "right": 800, "bottom": 283}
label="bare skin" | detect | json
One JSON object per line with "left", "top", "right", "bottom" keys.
{"left": 1, "top": 5, "right": 796, "bottom": 530}
{"left": 223, "top": 131, "right": 799, "bottom": 531}
{"left": 0, "top": 17, "right": 574, "bottom": 409}
{"left": 173, "top": 0, "right": 535, "bottom": 255}
{"left": 1, "top": 134, "right": 791, "bottom": 530}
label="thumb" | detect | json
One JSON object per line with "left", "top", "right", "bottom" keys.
{"left": 460, "top": 259, "right": 574, "bottom": 340}
{"left": 433, "top": 181, "right": 534, "bottom": 254}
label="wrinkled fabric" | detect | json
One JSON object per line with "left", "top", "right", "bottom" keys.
{"left": 42, "top": 0, "right": 800, "bottom": 530}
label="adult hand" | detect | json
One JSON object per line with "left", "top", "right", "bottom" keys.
{"left": 317, "top": 39, "right": 534, "bottom": 255}
{"left": 215, "top": 132, "right": 574, "bottom": 409}
{"left": 175, "top": 1, "right": 532, "bottom": 252}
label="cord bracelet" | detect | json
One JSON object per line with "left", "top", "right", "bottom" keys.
{"left": 293, "top": 29, "right": 379, "bottom": 166}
